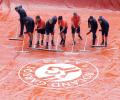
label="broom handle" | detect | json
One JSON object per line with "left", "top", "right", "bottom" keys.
{"left": 83, "top": 35, "right": 88, "bottom": 50}
{"left": 55, "top": 33, "right": 60, "bottom": 50}
{"left": 97, "top": 33, "right": 99, "bottom": 46}
{"left": 21, "top": 34, "right": 25, "bottom": 51}
{"left": 16, "top": 22, "right": 19, "bottom": 38}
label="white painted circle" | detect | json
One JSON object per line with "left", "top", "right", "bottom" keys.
{"left": 35, "top": 64, "right": 82, "bottom": 82}
{"left": 18, "top": 58, "right": 99, "bottom": 90}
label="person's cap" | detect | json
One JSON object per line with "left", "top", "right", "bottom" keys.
{"left": 19, "top": 5, "right": 22, "bottom": 8}
{"left": 36, "top": 16, "right": 41, "bottom": 20}
{"left": 98, "top": 16, "right": 103, "bottom": 21}
{"left": 52, "top": 16, "right": 57, "bottom": 22}
{"left": 15, "top": 5, "right": 22, "bottom": 11}
{"left": 73, "top": 12, "right": 77, "bottom": 16}
{"left": 89, "top": 16, "right": 93, "bottom": 19}
{"left": 58, "top": 16, "right": 63, "bottom": 20}
{"left": 99, "top": 16, "right": 103, "bottom": 19}
{"left": 15, "top": 6, "right": 19, "bottom": 10}
{"left": 52, "top": 16, "right": 57, "bottom": 21}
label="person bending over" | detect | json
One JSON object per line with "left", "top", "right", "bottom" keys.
{"left": 58, "top": 16, "right": 68, "bottom": 47}
{"left": 71, "top": 12, "right": 82, "bottom": 45}
{"left": 45, "top": 16, "right": 57, "bottom": 49}
{"left": 24, "top": 16, "right": 35, "bottom": 47}
{"left": 86, "top": 16, "right": 98, "bottom": 46}
{"left": 15, "top": 5, "right": 27, "bottom": 37}
{"left": 35, "top": 16, "right": 45, "bottom": 47}
{"left": 98, "top": 16, "right": 109, "bottom": 46}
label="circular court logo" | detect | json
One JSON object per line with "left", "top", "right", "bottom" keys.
{"left": 18, "top": 59, "right": 99, "bottom": 89}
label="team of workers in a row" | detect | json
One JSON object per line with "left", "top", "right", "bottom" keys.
{"left": 15, "top": 5, "right": 109, "bottom": 49}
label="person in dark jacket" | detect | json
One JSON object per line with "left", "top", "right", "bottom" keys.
{"left": 45, "top": 16, "right": 57, "bottom": 49}
{"left": 98, "top": 16, "right": 109, "bottom": 46}
{"left": 15, "top": 5, "right": 27, "bottom": 37}
{"left": 86, "top": 16, "right": 98, "bottom": 45}
{"left": 24, "top": 16, "right": 35, "bottom": 47}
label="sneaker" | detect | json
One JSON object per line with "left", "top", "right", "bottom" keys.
{"left": 24, "top": 32, "right": 28, "bottom": 34}
{"left": 19, "top": 34, "right": 23, "bottom": 37}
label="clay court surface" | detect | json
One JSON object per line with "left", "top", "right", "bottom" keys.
{"left": 0, "top": 0, "right": 120, "bottom": 100}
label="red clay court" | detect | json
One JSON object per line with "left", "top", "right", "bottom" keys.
{"left": 0, "top": 0, "right": 120, "bottom": 100}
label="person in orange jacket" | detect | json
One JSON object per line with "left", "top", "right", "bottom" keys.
{"left": 58, "top": 16, "right": 68, "bottom": 47}
{"left": 71, "top": 12, "right": 82, "bottom": 45}
{"left": 35, "top": 16, "right": 46, "bottom": 46}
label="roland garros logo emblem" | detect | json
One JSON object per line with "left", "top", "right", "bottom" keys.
{"left": 18, "top": 59, "right": 99, "bottom": 89}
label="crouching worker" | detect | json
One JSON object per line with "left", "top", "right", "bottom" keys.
{"left": 15, "top": 5, "right": 27, "bottom": 37}
{"left": 71, "top": 12, "right": 82, "bottom": 45}
{"left": 45, "top": 16, "right": 57, "bottom": 49}
{"left": 98, "top": 16, "right": 109, "bottom": 47}
{"left": 86, "top": 16, "right": 98, "bottom": 46}
{"left": 35, "top": 16, "right": 45, "bottom": 47}
{"left": 24, "top": 16, "right": 35, "bottom": 47}
{"left": 58, "top": 16, "right": 68, "bottom": 47}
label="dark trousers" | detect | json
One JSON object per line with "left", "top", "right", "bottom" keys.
{"left": 92, "top": 31, "right": 97, "bottom": 45}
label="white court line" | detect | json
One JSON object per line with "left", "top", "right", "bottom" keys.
{"left": 104, "top": 47, "right": 119, "bottom": 51}
{"left": 64, "top": 52, "right": 80, "bottom": 55}
{"left": 63, "top": 46, "right": 119, "bottom": 55}
{"left": 89, "top": 47, "right": 119, "bottom": 54}
{"left": 0, "top": 44, "right": 22, "bottom": 49}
